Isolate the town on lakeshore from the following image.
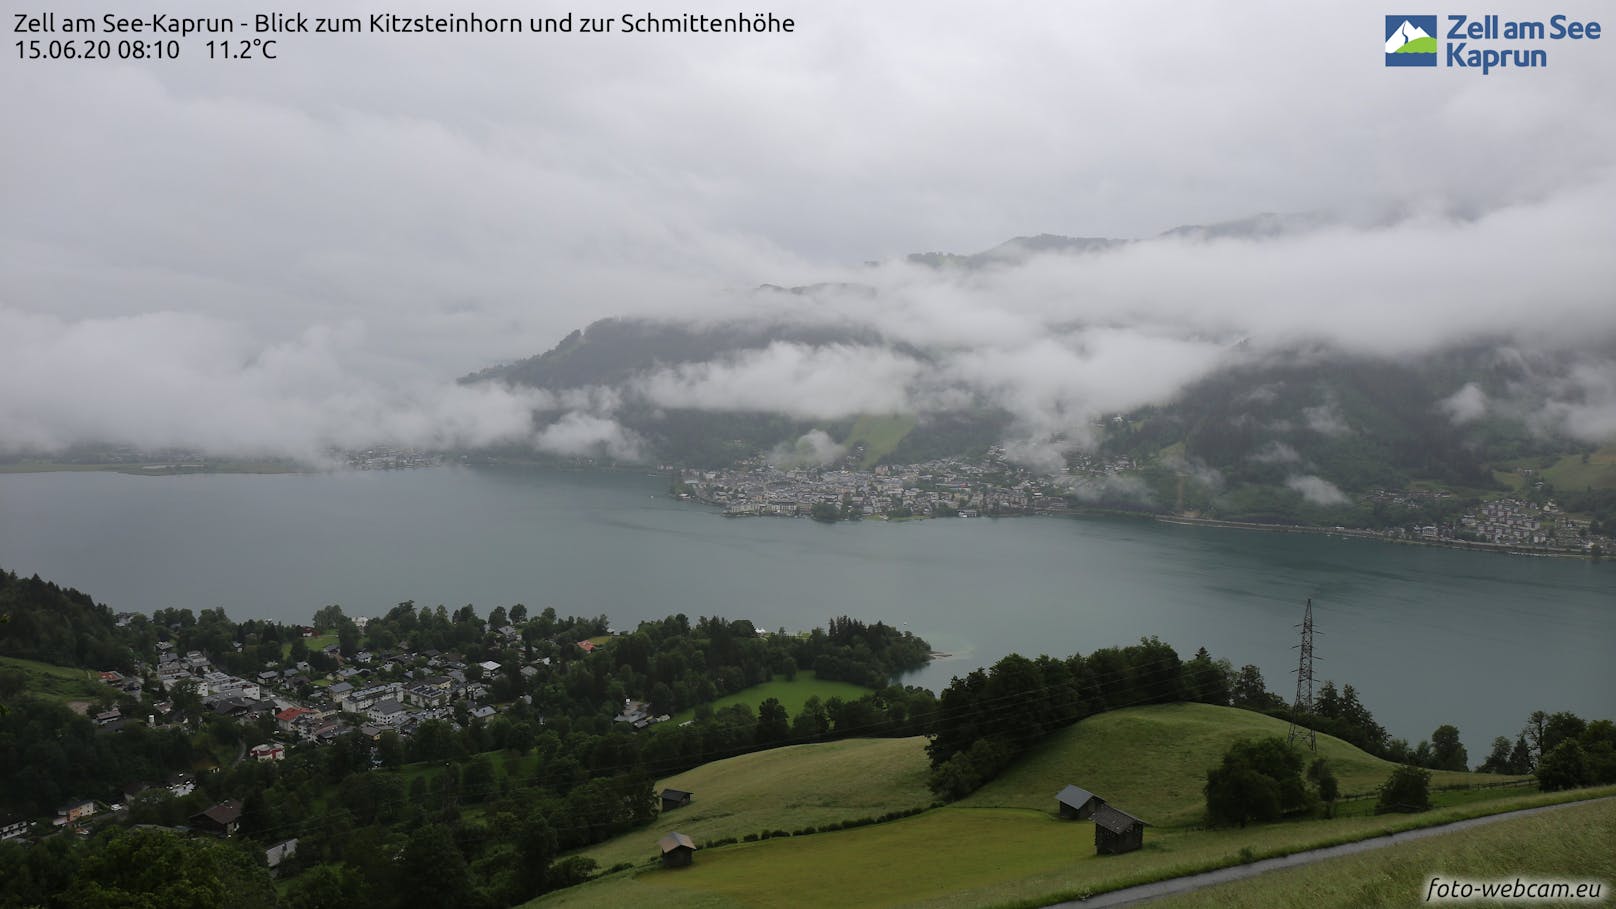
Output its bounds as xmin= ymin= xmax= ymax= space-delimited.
xmin=676 ymin=450 xmax=1614 ymax=557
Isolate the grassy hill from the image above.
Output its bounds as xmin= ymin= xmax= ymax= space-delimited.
xmin=0 ymin=655 xmax=108 ymax=706
xmin=574 ymin=735 xmax=932 ymax=870
xmin=531 ymin=704 xmax=1566 ymax=908
xmin=957 ymin=703 xmax=1493 ymax=827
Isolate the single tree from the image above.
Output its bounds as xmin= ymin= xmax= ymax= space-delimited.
xmin=1430 ymin=724 xmax=1468 ymax=772
xmin=1308 ymin=757 xmax=1340 ymax=816
xmin=1477 ymin=736 xmax=1514 ymax=774
xmin=755 ymin=697 xmax=790 ymax=746
xmin=1376 ymin=764 xmax=1432 ymax=813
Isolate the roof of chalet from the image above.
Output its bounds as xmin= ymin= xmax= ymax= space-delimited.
xmin=194 ymin=801 xmax=242 ymax=826
xmin=658 ymin=832 xmax=696 ymax=853
xmin=1056 ymin=784 xmax=1100 ymax=808
xmin=1090 ymin=804 xmax=1147 ymax=834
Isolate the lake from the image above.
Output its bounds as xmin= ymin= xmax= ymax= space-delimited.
xmin=1 ymin=465 xmax=1610 ymax=749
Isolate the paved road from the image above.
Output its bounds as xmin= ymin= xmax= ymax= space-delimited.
xmin=1048 ymin=796 xmax=1615 ymax=908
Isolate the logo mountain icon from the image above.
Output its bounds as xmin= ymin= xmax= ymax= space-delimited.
xmin=1385 ymin=19 xmax=1437 ymax=53
xmin=1385 ymin=15 xmax=1439 ymax=66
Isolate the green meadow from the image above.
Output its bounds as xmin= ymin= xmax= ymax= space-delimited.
xmin=667 ymin=671 xmax=873 ymax=725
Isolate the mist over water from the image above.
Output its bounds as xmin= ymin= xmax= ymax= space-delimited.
xmin=1 ymin=465 xmax=1610 ymax=748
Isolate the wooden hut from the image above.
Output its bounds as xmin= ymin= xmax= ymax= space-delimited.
xmin=661 ymin=788 xmax=694 ymax=811
xmin=658 ymin=831 xmax=697 ymax=868
xmin=1091 ymin=804 xmax=1146 ymax=855
xmin=1055 ymin=784 xmax=1103 ymax=820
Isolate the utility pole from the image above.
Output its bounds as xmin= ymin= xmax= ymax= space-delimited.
xmin=1287 ymin=598 xmax=1317 ymax=752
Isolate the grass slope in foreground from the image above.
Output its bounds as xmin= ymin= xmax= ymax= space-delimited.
xmin=957 ymin=703 xmax=1498 ymax=827
xmin=532 ymin=704 xmax=1559 ymax=909
xmin=534 ymin=789 xmax=1614 ymax=909
xmin=1150 ymin=796 xmax=1616 ymax=909
xmin=575 ymin=735 xmax=932 ymax=870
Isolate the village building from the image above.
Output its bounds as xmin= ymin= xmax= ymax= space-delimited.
xmin=190 ymin=800 xmax=242 ymax=837
xmin=54 ymin=799 xmax=96 ymax=826
xmin=265 ymin=838 xmax=299 ymax=871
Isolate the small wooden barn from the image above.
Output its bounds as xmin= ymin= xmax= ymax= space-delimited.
xmin=658 ymin=831 xmax=697 ymax=868
xmin=661 ymin=788 xmax=694 ymax=811
xmin=1055 ymin=784 xmax=1104 ymax=820
xmin=1091 ymin=804 xmax=1147 ymax=855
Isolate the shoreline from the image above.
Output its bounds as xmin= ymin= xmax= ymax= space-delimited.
xmin=1150 ymin=513 xmax=1598 ymax=560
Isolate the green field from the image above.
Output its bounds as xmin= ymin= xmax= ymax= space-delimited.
xmin=957 ymin=703 xmax=1507 ymax=827
xmin=1150 ymin=797 xmax=1616 ymax=909
xmin=668 ymin=671 xmax=873 ymax=725
xmin=1540 ymin=444 xmax=1616 ymax=492
xmin=577 ymin=735 xmax=932 ymax=869
xmin=532 ymin=704 xmax=1572 ymax=909
xmin=842 ymin=414 xmax=918 ymax=468
xmin=1495 ymin=444 xmax=1616 ymax=494
xmin=283 ymin=633 xmax=337 ymax=659
xmin=0 ymin=655 xmax=108 ymax=705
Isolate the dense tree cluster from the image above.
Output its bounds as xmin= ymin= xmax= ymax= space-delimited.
xmin=803 ymin=617 xmax=933 ymax=688
xmin=1472 ymin=709 xmax=1616 ymax=790
xmin=0 ymin=569 xmax=134 ymax=671
xmin=0 ymin=827 xmax=278 ymax=909
xmin=0 ymin=700 xmax=199 ymax=819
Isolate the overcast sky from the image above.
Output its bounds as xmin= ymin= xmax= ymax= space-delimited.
xmin=3 ymin=0 xmax=1614 ymax=458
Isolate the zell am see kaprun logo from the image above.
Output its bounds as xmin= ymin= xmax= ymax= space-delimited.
xmin=1386 ymin=13 xmax=1602 ymax=73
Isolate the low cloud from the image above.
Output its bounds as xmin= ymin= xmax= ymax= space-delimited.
xmin=532 ymin=412 xmax=645 ymax=461
xmin=0 ymin=307 xmax=547 ymax=460
xmin=1531 ymin=362 xmax=1616 ymax=443
xmin=1438 ymin=382 xmax=1489 ymax=425
xmin=768 ymin=429 xmax=847 ymax=467
xmin=1302 ymin=399 xmax=1351 ymax=437
xmin=634 ymin=343 xmax=923 ymax=419
xmin=1286 ymin=474 xmax=1350 ymax=506
xmin=1250 ymin=441 xmax=1303 ymax=465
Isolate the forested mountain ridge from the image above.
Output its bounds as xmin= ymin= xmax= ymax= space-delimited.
xmin=464 ymin=314 xmax=1606 ymax=499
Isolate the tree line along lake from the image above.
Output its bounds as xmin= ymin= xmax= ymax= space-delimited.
xmin=0 ymin=463 xmax=1610 ymax=749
